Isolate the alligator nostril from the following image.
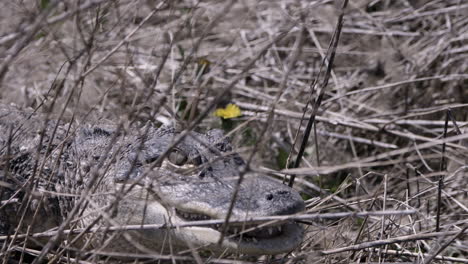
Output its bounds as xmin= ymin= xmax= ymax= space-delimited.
xmin=266 ymin=193 xmax=274 ymax=200
xmin=198 ymin=170 xmax=206 ymax=179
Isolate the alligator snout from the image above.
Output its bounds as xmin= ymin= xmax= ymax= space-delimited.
xmin=263 ymin=187 xmax=305 ymax=216
xmin=231 ymin=175 xmax=304 ymax=218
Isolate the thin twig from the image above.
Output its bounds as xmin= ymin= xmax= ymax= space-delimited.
xmin=321 ymin=230 xmax=463 ymax=255
xmin=289 ymin=0 xmax=349 ymax=187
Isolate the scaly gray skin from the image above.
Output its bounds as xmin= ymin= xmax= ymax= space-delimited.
xmin=0 ymin=105 xmax=304 ymax=256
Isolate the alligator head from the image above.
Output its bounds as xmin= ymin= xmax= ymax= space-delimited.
xmin=0 ymin=105 xmax=305 ymax=256
xmin=79 ymin=126 xmax=305 ymax=255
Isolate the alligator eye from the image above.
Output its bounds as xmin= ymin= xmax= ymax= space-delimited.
xmin=168 ymin=149 xmax=188 ymax=166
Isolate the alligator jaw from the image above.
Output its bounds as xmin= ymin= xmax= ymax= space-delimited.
xmin=111 ymin=183 xmax=303 ymax=255
xmin=169 ymin=208 xmax=304 ymax=255
xmin=113 ymin=201 xmax=303 ymax=255
xmin=175 ymin=208 xmax=288 ymax=239
xmin=173 ymin=221 xmax=303 ymax=255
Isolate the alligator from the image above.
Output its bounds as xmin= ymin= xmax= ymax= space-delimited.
xmin=0 ymin=104 xmax=305 ymax=258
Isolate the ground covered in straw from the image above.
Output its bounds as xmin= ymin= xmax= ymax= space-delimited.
xmin=0 ymin=0 xmax=467 ymax=263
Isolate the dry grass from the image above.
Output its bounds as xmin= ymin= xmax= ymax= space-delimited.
xmin=1 ymin=0 xmax=467 ymax=263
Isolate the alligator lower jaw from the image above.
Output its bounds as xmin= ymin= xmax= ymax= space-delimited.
xmin=174 ymin=209 xmax=303 ymax=254
xmin=174 ymin=221 xmax=303 ymax=255
xmin=175 ymin=208 xmax=284 ymax=239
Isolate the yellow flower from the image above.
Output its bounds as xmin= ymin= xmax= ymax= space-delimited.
xmin=214 ymin=104 xmax=242 ymax=119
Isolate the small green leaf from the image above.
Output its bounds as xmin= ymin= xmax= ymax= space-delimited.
xmin=177 ymin=45 xmax=185 ymax=60
xmin=39 ymin=0 xmax=50 ymax=10
xmin=300 ymin=193 xmax=312 ymax=200
xmin=34 ymin=31 xmax=47 ymax=40
xmin=240 ymin=128 xmax=257 ymax=146
xmin=276 ymin=148 xmax=289 ymax=169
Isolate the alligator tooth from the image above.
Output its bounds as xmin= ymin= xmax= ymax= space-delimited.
xmin=277 ymin=226 xmax=282 ymax=232
xmin=233 ymin=228 xmax=238 ymax=234
xmin=252 ymin=237 xmax=258 ymax=243
xmin=268 ymin=227 xmax=273 ymax=235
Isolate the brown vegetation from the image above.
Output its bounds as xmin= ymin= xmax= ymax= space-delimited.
xmin=1 ymin=0 xmax=467 ymax=263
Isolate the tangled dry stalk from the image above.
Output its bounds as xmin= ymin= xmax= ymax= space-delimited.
xmin=1 ymin=0 xmax=467 ymax=263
